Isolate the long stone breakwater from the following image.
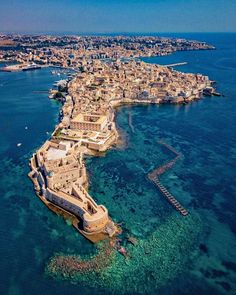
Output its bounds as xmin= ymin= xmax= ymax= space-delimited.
xmin=148 ymin=141 xmax=189 ymax=216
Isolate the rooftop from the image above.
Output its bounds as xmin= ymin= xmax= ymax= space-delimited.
xmin=71 ymin=113 xmax=107 ymax=125
xmin=46 ymin=147 xmax=67 ymax=160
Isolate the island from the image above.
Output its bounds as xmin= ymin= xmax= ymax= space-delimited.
xmin=23 ymin=38 xmax=217 ymax=243
xmin=0 ymin=33 xmax=217 ymax=243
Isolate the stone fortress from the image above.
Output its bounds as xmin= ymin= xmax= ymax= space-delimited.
xmin=29 ymin=130 xmax=117 ymax=242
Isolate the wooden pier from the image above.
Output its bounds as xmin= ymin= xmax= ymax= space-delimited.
xmin=151 ymin=177 xmax=188 ymax=216
xmin=148 ymin=141 xmax=189 ymax=216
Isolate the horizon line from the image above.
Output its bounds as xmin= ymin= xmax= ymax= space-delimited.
xmin=1 ymin=31 xmax=236 ymax=36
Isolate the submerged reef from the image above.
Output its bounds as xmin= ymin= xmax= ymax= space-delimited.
xmin=46 ymin=240 xmax=115 ymax=276
xmin=46 ymin=212 xmax=202 ymax=294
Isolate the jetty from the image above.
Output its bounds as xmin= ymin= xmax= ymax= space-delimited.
xmin=161 ymin=62 xmax=188 ymax=68
xmin=148 ymin=141 xmax=189 ymax=216
xmin=1 ymin=63 xmax=42 ymax=72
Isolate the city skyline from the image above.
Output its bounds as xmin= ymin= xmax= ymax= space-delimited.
xmin=0 ymin=0 xmax=236 ymax=34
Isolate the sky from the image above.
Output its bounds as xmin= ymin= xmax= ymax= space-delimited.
xmin=0 ymin=0 xmax=235 ymax=34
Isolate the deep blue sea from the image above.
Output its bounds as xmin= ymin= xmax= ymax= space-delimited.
xmin=0 ymin=33 xmax=236 ymax=295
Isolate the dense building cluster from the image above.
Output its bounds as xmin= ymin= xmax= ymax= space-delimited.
xmin=0 ymin=34 xmax=215 ymax=67
xmin=52 ymin=58 xmax=213 ymax=154
xmin=15 ymin=33 xmax=215 ymax=242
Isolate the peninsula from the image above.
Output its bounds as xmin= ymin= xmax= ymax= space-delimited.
xmin=2 ymin=34 xmax=215 ymax=242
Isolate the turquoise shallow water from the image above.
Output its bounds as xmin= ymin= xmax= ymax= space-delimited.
xmin=0 ymin=33 xmax=236 ymax=295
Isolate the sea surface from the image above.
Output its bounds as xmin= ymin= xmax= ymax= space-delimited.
xmin=0 ymin=33 xmax=236 ymax=295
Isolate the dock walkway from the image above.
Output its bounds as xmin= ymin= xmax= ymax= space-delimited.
xmin=162 ymin=62 xmax=188 ymax=68
xmin=151 ymin=177 xmax=188 ymax=216
xmin=148 ymin=141 xmax=189 ymax=216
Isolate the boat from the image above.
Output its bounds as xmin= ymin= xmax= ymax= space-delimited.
xmin=22 ymin=64 xmax=41 ymax=71
xmin=212 ymin=91 xmax=221 ymax=97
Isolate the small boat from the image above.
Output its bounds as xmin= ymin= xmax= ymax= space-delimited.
xmin=17 ymin=143 xmax=22 ymax=147
xmin=212 ymin=92 xmax=221 ymax=97
xmin=25 ymin=126 xmax=28 ymax=130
